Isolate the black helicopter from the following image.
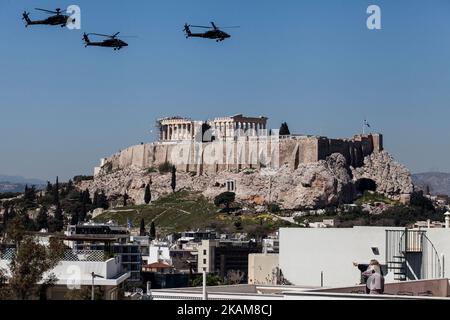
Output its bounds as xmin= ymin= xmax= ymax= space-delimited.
xmin=22 ymin=8 xmax=74 ymax=28
xmin=83 ymin=32 xmax=129 ymax=50
xmin=184 ymin=22 xmax=239 ymax=42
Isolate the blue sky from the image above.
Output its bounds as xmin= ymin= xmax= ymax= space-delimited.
xmin=0 ymin=0 xmax=450 ymax=181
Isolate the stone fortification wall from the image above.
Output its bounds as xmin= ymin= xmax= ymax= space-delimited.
xmin=96 ymin=134 xmax=383 ymax=176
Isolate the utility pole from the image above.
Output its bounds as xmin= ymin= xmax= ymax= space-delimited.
xmin=321 ymin=271 xmax=324 ymax=287
xmin=202 ymin=270 xmax=208 ymax=301
xmin=144 ymin=281 xmax=153 ymax=300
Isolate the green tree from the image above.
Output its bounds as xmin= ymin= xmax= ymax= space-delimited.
xmin=149 ymin=221 xmax=156 ymax=239
xmin=23 ymin=185 xmax=37 ymax=209
xmin=226 ymin=270 xmax=245 ymax=285
xmin=65 ymin=286 xmax=104 ymax=300
xmin=5 ymin=215 xmax=26 ymax=246
xmin=93 ymin=190 xmax=99 ymax=208
xmin=36 ymin=206 xmax=49 ymax=231
xmin=214 ymin=192 xmax=236 ymax=212
xmin=79 ymin=202 xmax=87 ymax=223
xmin=144 ymin=185 xmax=151 ymax=204
xmin=233 ymin=220 xmax=243 ymax=231
xmin=97 ymin=191 xmax=109 ymax=210
xmin=70 ymin=212 xmax=79 ymax=225
xmin=53 ymin=176 xmax=60 ymax=205
xmin=15 ymin=209 xmax=36 ymax=232
xmin=51 ymin=202 xmax=64 ymax=232
xmin=190 ymin=273 xmax=224 ymax=287
xmin=46 ymin=181 xmax=53 ymax=194
xmin=4 ymin=217 xmax=65 ymax=300
xmin=268 ymin=203 xmax=281 ymax=213
xmin=158 ymin=161 xmax=172 ymax=173
xmin=82 ymin=189 xmax=92 ymax=206
xmin=171 ymin=166 xmax=177 ymax=193
xmin=0 ymin=267 xmax=10 ymax=299
xmin=2 ymin=206 xmax=11 ymax=229
xmin=60 ymin=179 xmax=74 ymax=199
xmin=139 ymin=218 xmax=146 ymax=236
xmin=279 ymin=122 xmax=291 ymax=135
xmin=410 ymin=191 xmax=435 ymax=212
xmin=123 ymin=193 xmax=129 ymax=207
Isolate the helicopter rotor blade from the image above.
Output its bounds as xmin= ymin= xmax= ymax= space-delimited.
xmin=88 ymin=33 xmax=114 ymax=38
xmin=221 ymin=26 xmax=240 ymax=29
xmin=112 ymin=32 xmax=120 ymax=38
xmin=190 ymin=25 xmax=212 ymax=29
xmin=35 ymin=8 xmax=58 ymax=14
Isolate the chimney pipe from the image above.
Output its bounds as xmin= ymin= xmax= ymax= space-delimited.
xmin=445 ymin=212 xmax=450 ymax=229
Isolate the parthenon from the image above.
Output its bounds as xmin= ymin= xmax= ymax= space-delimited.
xmin=157 ymin=114 xmax=268 ymax=142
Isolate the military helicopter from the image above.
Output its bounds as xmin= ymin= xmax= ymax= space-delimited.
xmin=22 ymin=8 xmax=75 ymax=28
xmin=83 ymin=32 xmax=129 ymax=50
xmin=184 ymin=22 xmax=239 ymax=42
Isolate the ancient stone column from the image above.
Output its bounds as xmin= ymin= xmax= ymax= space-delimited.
xmin=223 ymin=122 xmax=227 ymax=139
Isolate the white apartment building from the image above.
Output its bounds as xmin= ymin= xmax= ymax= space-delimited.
xmin=0 ymin=249 xmax=130 ymax=300
xmin=279 ymin=226 xmax=450 ymax=288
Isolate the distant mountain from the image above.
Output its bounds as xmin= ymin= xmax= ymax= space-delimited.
xmin=0 ymin=175 xmax=46 ymax=194
xmin=412 ymin=172 xmax=450 ymax=196
xmin=0 ymin=174 xmax=46 ymax=185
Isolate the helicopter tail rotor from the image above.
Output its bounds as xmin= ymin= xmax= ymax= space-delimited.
xmin=82 ymin=33 xmax=91 ymax=46
xmin=22 ymin=11 xmax=31 ymax=26
xmin=183 ymin=23 xmax=192 ymax=37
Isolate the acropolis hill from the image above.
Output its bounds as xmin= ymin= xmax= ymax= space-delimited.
xmin=85 ymin=115 xmax=413 ymax=210
xmin=95 ymin=114 xmax=383 ymax=175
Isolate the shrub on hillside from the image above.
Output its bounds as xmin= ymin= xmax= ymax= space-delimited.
xmin=214 ymin=192 xmax=236 ymax=212
xmin=267 ymin=203 xmax=281 ymax=213
xmin=158 ymin=162 xmax=173 ymax=174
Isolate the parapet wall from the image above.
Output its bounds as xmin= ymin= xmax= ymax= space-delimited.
xmin=95 ymin=134 xmax=383 ymax=175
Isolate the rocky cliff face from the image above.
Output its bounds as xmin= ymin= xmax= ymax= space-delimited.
xmin=352 ymin=151 xmax=413 ymax=201
xmin=79 ymin=151 xmax=413 ymax=210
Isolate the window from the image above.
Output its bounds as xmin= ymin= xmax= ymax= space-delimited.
xmin=203 ymin=249 xmax=207 ymax=255
xmin=203 ymin=259 xmax=207 ymax=265
xmin=226 ymin=180 xmax=236 ymax=192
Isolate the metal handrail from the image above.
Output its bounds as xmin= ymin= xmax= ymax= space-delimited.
xmin=421 ymin=233 xmax=442 ymax=279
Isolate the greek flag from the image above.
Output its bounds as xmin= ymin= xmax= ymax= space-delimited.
xmin=364 ymin=120 xmax=371 ymax=128
xmin=127 ymin=218 xmax=133 ymax=229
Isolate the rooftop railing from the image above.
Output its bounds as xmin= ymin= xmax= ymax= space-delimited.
xmin=1 ymin=248 xmax=111 ymax=262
